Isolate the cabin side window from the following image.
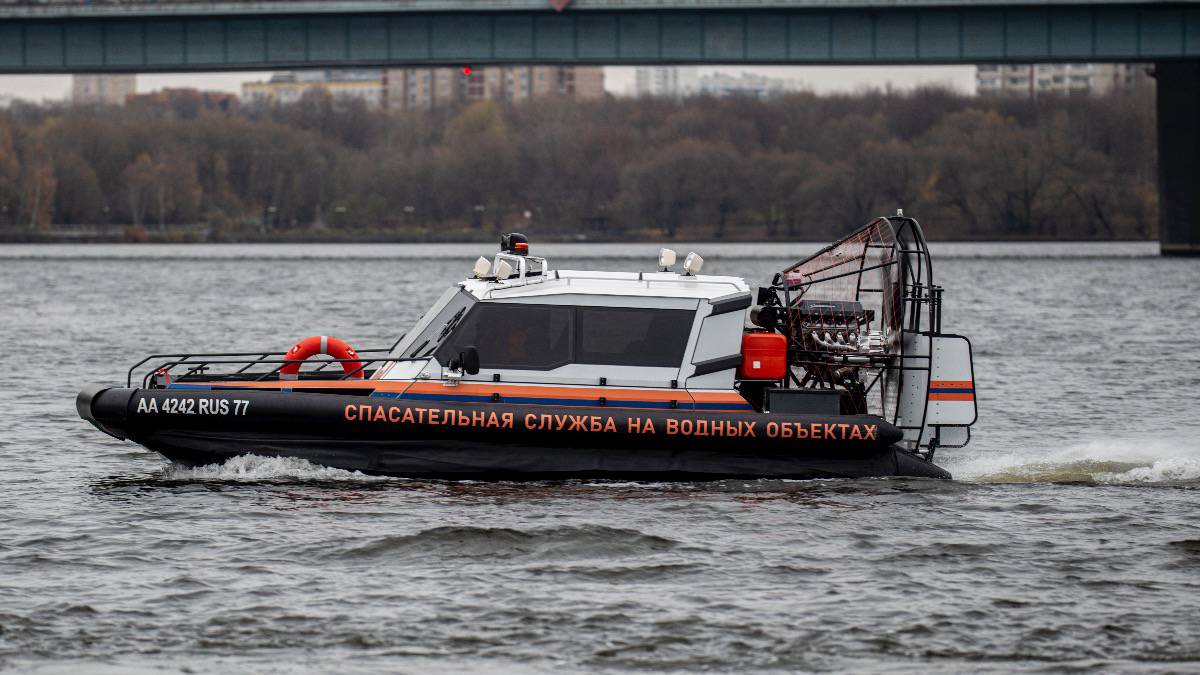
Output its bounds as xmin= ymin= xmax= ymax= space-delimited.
xmin=437 ymin=302 xmax=694 ymax=371
xmin=575 ymin=307 xmax=693 ymax=367
xmin=436 ymin=303 xmax=572 ymax=370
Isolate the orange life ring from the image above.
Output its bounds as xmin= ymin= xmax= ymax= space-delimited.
xmin=280 ymin=335 xmax=363 ymax=380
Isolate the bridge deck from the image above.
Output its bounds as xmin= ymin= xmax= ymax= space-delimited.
xmin=0 ymin=0 xmax=1185 ymax=18
xmin=1 ymin=3 xmax=1198 ymax=72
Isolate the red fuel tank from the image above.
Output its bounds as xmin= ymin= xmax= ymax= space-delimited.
xmin=737 ymin=332 xmax=788 ymax=380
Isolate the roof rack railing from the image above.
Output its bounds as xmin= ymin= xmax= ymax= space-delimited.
xmin=126 ymin=336 xmax=410 ymax=388
xmin=134 ymin=356 xmax=429 ymax=388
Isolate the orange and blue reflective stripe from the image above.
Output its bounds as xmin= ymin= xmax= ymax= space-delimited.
xmin=388 ymin=382 xmax=752 ymax=411
xmin=928 ymin=380 xmax=974 ymax=402
xmin=378 ymin=391 xmax=695 ymax=410
xmin=166 ymin=380 xmax=754 ymax=412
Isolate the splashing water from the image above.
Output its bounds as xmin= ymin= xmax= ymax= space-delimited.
xmin=161 ymin=454 xmax=392 ymax=482
xmin=159 ymin=436 xmax=1200 ymax=487
xmin=946 ymin=435 xmax=1200 ymax=484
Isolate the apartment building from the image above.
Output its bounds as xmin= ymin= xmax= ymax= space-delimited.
xmin=976 ymin=63 xmax=1151 ymax=97
xmin=71 ymin=75 xmax=136 ymax=105
xmin=241 ymin=70 xmax=384 ymax=107
xmin=382 ymin=65 xmax=604 ymax=110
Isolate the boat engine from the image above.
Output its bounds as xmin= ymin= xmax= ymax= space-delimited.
xmin=792 ymin=300 xmax=883 ymax=357
xmin=743 ymin=214 xmax=977 ymax=459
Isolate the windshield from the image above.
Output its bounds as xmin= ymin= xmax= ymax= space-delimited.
xmin=394 ymin=288 xmax=477 ymax=360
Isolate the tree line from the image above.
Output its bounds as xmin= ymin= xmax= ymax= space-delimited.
xmin=0 ymin=83 xmax=1157 ymax=241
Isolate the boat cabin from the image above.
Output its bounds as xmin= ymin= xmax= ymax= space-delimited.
xmin=377 ymin=243 xmax=755 ymax=412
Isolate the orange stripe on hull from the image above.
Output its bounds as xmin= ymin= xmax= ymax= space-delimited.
xmin=403 ymin=381 xmax=673 ymax=401
xmin=404 ymin=381 xmax=750 ymax=407
xmin=181 ymin=379 xmax=751 ymax=407
xmin=930 ymin=380 xmax=974 ymax=389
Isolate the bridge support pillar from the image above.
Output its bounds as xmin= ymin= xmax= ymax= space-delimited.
xmin=1157 ymin=62 xmax=1200 ymax=256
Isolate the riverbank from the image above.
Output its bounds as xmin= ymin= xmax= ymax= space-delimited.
xmin=0 ymin=225 xmax=1160 ymax=245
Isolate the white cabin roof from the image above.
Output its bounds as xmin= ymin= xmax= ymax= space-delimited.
xmin=459 ymin=269 xmax=751 ymax=303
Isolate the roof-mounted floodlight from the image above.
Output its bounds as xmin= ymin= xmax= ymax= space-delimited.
xmin=658 ymin=248 xmax=676 ymax=271
xmin=494 ymin=260 xmax=514 ymax=280
xmin=683 ymin=251 xmax=704 ymax=276
xmin=473 ymin=256 xmax=492 ymax=278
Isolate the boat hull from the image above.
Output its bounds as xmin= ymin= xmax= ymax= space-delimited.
xmin=77 ymin=385 xmax=951 ymax=480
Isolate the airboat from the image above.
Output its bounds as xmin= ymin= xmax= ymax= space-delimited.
xmin=78 ymin=217 xmax=976 ymax=480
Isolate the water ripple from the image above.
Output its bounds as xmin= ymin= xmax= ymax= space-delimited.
xmin=2 ymin=247 xmax=1200 ymax=671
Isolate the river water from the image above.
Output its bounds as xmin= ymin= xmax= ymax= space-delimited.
xmin=1 ymin=241 xmax=1198 ymax=673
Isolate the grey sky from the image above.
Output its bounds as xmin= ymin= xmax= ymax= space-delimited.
xmin=0 ymin=65 xmax=975 ymax=102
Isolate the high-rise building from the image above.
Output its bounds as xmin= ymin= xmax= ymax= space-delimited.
xmin=241 ymin=66 xmax=603 ymax=112
xmin=241 ymin=69 xmax=384 ymax=107
xmin=383 ymin=68 xmax=460 ymax=110
xmin=633 ymin=68 xmax=798 ymax=99
xmin=975 ymin=63 xmax=1151 ymax=97
xmin=634 ymin=66 xmax=699 ymax=98
xmin=561 ymin=66 xmax=605 ymax=100
xmin=382 ymin=66 xmax=604 ymax=111
xmin=71 ymin=75 xmax=136 ymax=105
xmin=697 ymin=72 xmax=794 ymax=99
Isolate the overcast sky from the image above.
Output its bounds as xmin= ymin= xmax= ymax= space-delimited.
xmin=0 ymin=65 xmax=975 ymax=102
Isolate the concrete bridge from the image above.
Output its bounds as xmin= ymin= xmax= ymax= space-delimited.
xmin=1 ymin=0 xmax=1198 ymax=253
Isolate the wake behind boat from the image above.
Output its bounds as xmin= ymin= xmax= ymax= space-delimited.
xmin=78 ymin=216 xmax=976 ymax=480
